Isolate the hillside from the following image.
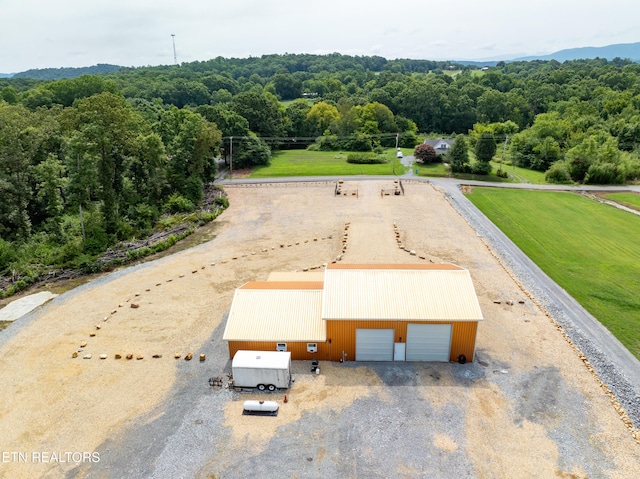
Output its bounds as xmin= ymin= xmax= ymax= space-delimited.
xmin=514 ymin=41 xmax=640 ymax=62
xmin=9 ymin=63 xmax=122 ymax=80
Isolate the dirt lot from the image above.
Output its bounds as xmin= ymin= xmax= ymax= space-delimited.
xmin=0 ymin=179 xmax=638 ymax=478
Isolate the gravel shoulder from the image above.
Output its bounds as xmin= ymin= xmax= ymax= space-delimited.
xmin=0 ymin=179 xmax=638 ymax=479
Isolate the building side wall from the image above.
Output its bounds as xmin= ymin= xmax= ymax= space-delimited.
xmin=227 ymin=341 xmax=330 ymax=361
xmin=326 ymin=320 xmax=479 ymax=362
xmin=450 ymin=322 xmax=478 ymax=362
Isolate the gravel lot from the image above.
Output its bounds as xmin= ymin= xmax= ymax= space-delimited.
xmin=0 ymin=179 xmax=639 ymax=479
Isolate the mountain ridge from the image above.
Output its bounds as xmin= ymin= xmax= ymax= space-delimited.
xmin=1 ymin=42 xmax=639 ymax=79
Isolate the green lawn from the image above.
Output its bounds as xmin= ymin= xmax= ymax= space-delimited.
xmin=466 ymin=188 xmax=640 ymax=359
xmin=491 ymin=161 xmax=548 ymax=184
xmin=249 ymin=149 xmax=407 ymax=178
xmin=414 ymin=162 xmax=449 ymax=177
xmin=603 ymin=192 xmax=640 ymax=209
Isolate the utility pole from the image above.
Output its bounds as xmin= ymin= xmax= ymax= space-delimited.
xmin=393 ymin=133 xmax=399 ymax=175
xmin=171 ymin=34 xmax=177 ymax=65
xmin=229 ymin=136 xmax=233 ymax=178
xmin=500 ymin=135 xmax=509 ymax=175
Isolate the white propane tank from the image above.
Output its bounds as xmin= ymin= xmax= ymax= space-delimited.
xmin=243 ymin=400 xmax=279 ymax=413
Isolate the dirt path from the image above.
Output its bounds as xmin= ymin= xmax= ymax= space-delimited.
xmin=0 ymin=180 xmax=638 ymax=478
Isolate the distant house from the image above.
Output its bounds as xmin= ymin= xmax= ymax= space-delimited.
xmin=423 ymin=138 xmax=454 ymax=155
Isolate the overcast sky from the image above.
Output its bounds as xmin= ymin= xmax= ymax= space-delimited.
xmin=1 ymin=0 xmax=638 ymax=73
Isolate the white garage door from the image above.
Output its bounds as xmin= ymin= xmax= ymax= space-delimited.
xmin=356 ymin=329 xmax=394 ymax=361
xmin=406 ymin=324 xmax=452 ymax=362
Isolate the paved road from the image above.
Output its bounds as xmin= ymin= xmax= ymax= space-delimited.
xmin=217 ymin=174 xmax=640 ymax=426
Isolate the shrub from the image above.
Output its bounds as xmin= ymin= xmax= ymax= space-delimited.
xmin=164 ymin=194 xmax=195 ymax=214
xmin=346 ymin=153 xmax=388 ymax=164
xmin=414 ymin=143 xmax=438 ymax=163
xmin=545 ymin=161 xmax=573 ymax=184
xmin=471 ymin=161 xmax=493 ymax=175
xmin=214 ymin=196 xmax=229 ymax=208
xmin=0 ymin=239 xmax=17 ymax=273
xmin=585 ymin=162 xmax=626 ymax=185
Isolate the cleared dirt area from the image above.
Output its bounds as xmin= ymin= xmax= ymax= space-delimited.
xmin=0 ymin=179 xmax=638 ymax=478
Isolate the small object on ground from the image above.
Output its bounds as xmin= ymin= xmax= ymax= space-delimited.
xmin=126 ymin=354 xmax=133 ymax=360
xmin=242 ymin=400 xmax=279 ymax=416
xmin=136 ymin=355 xmax=143 ymax=360
xmin=103 ymin=316 xmax=108 ymax=322
xmin=83 ymin=354 xmax=92 ymax=359
xmin=209 ymin=376 xmax=223 ymax=387
xmin=89 ymin=333 xmax=96 ymax=337
xmin=130 ymin=303 xmax=139 ymax=309
xmin=283 ymin=395 xmax=288 ymax=403
xmin=80 ymin=341 xmax=87 ymax=348
xmin=185 ymin=353 xmax=193 ymax=361
xmin=95 ymin=325 xmax=101 ymax=330
xmin=199 ymin=354 xmax=206 ymax=362
xmin=72 ymin=352 xmax=78 ymax=358
xmin=152 ymin=354 xmax=162 ymax=358
xmin=99 ymin=354 xmax=107 ymax=360
xmin=174 ymin=353 xmax=181 ymax=359
xmin=115 ymin=354 xmax=122 ymax=359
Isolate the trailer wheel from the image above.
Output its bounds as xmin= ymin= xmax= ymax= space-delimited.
xmin=257 ymin=384 xmax=266 ymax=391
xmin=267 ymin=384 xmax=276 ymax=392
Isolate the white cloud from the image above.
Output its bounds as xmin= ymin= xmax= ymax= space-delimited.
xmin=0 ymin=0 xmax=638 ymax=72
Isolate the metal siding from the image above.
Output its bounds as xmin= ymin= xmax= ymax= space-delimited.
xmin=326 ymin=320 xmax=401 ymax=362
xmin=406 ymin=324 xmax=452 ymax=361
xmin=323 ymin=268 xmax=484 ymax=321
xmin=450 ymin=322 xmax=478 ymax=362
xmin=227 ymin=341 xmax=330 ymax=360
xmin=356 ymin=329 xmax=395 ymax=361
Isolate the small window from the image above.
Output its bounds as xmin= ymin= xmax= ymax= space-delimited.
xmin=276 ymin=343 xmax=287 ymax=352
xmin=307 ymin=343 xmax=318 ymax=353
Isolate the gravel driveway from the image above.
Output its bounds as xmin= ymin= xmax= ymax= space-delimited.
xmin=1 ymin=178 xmax=639 ymax=479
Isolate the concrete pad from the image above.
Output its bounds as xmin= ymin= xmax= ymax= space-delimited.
xmin=0 ymin=291 xmax=58 ymax=322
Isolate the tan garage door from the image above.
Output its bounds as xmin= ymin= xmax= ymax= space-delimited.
xmin=406 ymin=324 xmax=451 ymax=362
xmin=356 ymin=329 xmax=394 ymax=361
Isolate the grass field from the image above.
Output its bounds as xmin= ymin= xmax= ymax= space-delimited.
xmin=491 ymin=161 xmax=548 ymax=184
xmin=249 ymin=149 xmax=407 ymax=177
xmin=466 ymin=188 xmax=640 ymax=359
xmin=603 ymin=192 xmax=640 ymax=209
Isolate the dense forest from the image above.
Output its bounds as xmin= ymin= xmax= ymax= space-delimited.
xmin=1 ymin=53 xmax=640 ymax=297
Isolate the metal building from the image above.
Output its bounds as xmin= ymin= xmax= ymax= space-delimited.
xmin=223 ymin=264 xmax=484 ymax=362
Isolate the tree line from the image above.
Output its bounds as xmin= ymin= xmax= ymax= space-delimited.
xmin=2 ymin=53 xmax=640 ymax=295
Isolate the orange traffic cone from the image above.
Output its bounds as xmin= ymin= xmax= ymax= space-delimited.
xmin=283 ymin=395 xmax=288 ymax=403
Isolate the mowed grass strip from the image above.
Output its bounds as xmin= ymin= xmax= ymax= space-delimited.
xmin=603 ymin=192 xmax=640 ymax=210
xmin=466 ymin=188 xmax=640 ymax=359
xmin=249 ymin=150 xmax=405 ymax=178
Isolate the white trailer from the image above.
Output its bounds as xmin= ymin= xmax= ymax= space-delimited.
xmin=231 ymin=350 xmax=292 ymax=391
